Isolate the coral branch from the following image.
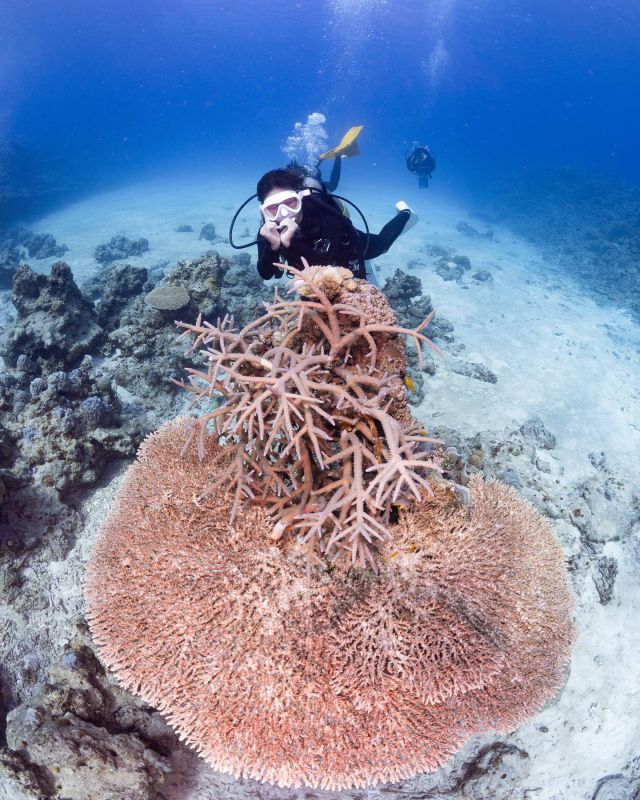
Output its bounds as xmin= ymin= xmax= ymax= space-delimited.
xmin=175 ymin=265 xmax=442 ymax=569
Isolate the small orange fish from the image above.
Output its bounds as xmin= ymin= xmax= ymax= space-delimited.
xmin=404 ymin=374 xmax=415 ymax=392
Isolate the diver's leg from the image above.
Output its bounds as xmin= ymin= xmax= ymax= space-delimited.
xmin=324 ymin=157 xmax=342 ymax=192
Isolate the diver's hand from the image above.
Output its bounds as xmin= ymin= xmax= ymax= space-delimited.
xmin=260 ymin=222 xmax=281 ymax=251
xmin=278 ymin=217 xmax=298 ymax=248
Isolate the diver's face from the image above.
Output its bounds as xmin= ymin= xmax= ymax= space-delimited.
xmin=261 ymin=186 xmax=303 ymax=225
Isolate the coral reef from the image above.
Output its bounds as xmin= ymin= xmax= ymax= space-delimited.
xmin=2 ymin=624 xmax=175 ymax=800
xmin=0 ymin=226 xmax=69 ymax=288
xmin=94 ymin=235 xmax=149 ymax=264
xmin=164 ymin=250 xmax=269 ymax=328
xmin=85 ymin=267 xmax=575 ymax=790
xmin=0 ymin=262 xmax=103 ymax=371
xmin=381 ymin=268 xmax=454 ymax=404
xmin=0 ymin=354 xmax=143 ymax=499
xmin=24 ymin=232 xmax=69 ymax=259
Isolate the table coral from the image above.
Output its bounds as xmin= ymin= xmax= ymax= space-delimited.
xmin=85 ymin=265 xmax=575 ymax=790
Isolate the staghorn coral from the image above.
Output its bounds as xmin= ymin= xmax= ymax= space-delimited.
xmin=84 ymin=421 xmax=575 ymax=790
xmin=175 ymin=264 xmax=442 ymax=569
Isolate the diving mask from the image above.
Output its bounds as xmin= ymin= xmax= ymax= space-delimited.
xmin=260 ymin=189 xmax=309 ymax=223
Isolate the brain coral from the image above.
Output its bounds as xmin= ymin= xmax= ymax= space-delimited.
xmin=85 ymin=420 xmax=574 ymax=790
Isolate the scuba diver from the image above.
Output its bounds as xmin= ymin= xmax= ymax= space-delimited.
xmin=406 ymin=142 xmax=436 ymax=188
xmin=256 ymin=165 xmax=417 ymax=282
xmin=229 ymin=126 xmax=418 ymax=283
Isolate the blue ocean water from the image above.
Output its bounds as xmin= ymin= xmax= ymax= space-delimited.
xmin=2 ymin=0 xmax=640 ymax=207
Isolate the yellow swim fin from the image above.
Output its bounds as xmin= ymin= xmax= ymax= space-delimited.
xmin=319 ymin=125 xmax=364 ymax=160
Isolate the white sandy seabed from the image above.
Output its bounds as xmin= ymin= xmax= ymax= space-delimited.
xmin=5 ymin=175 xmax=640 ymax=800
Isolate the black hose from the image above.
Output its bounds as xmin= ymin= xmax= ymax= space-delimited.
xmin=228 ymin=193 xmax=259 ymax=249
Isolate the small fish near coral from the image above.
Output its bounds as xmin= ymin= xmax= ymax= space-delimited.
xmin=85 ymin=264 xmax=575 ymax=791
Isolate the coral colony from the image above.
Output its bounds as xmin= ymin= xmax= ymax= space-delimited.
xmin=85 ymin=264 xmax=574 ymax=790
xmin=176 ymin=264 xmax=441 ymax=570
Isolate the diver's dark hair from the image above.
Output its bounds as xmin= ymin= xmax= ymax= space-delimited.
xmin=256 ymin=168 xmax=306 ymax=202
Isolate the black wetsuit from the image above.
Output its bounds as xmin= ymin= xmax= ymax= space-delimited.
xmin=256 ymin=194 xmax=409 ymax=281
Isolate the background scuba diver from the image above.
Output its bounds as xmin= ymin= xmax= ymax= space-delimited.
xmin=406 ymin=142 xmax=436 ymax=188
xmin=256 ymin=167 xmax=417 ymax=281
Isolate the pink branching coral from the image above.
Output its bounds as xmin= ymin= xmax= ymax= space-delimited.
xmin=84 ymin=265 xmax=575 ymax=790
xmin=176 ymin=265 xmax=441 ymax=569
xmin=85 ymin=421 xmax=575 ymax=790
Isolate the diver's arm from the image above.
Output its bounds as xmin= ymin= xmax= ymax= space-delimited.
xmin=324 ymin=157 xmax=342 ymax=193
xmin=256 ymin=237 xmax=284 ymax=280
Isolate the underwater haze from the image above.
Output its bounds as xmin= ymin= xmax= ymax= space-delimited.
xmin=2 ymin=0 xmax=640 ymax=198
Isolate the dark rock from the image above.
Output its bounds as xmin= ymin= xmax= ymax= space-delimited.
xmin=15 ymin=355 xmax=38 ymax=376
xmin=0 ymin=263 xmax=103 ymax=371
xmin=175 ymin=224 xmax=193 ymax=233
xmin=452 ymin=255 xmax=472 ymax=271
xmin=94 ymin=235 xmax=149 ymax=264
xmin=519 ymin=417 xmax=557 ymax=450
xmin=24 ymin=232 xmax=69 ymax=260
xmin=456 ymin=220 xmax=494 ymax=240
xmin=382 ymin=269 xmax=422 ymax=303
xmin=0 ymin=747 xmax=54 ymax=798
xmin=382 ymin=268 xmax=453 ymax=349
xmin=436 ymin=258 xmax=465 ymax=282
xmin=472 ymin=269 xmax=493 ymax=283
xmin=591 ymin=772 xmax=637 ymax=799
xmin=499 ymin=469 xmax=522 ymax=488
xmin=450 ymin=359 xmax=498 ymax=384
xmin=231 ymin=252 xmax=251 ymax=269
xmin=199 ymin=223 xmax=218 ymax=242
xmin=3 ymin=628 xmax=175 ymax=800
xmin=424 ymin=243 xmax=450 ymax=258
xmin=6 ymin=707 xmax=171 ymax=800
xmin=589 ymin=451 xmax=608 ymax=471
xmin=592 ymin=556 xmax=618 ymax=605
xmin=454 ymin=741 xmax=530 ymax=797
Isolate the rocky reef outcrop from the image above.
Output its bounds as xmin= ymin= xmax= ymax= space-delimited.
xmin=1 ymin=262 xmax=103 ymax=371
xmin=94 ymin=235 xmax=150 ymax=264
